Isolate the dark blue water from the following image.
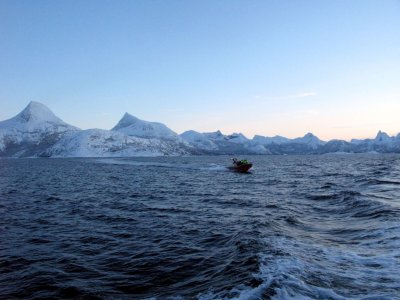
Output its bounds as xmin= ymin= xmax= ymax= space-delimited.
xmin=1 ymin=155 xmax=399 ymax=299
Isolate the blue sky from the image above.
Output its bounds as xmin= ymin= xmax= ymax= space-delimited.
xmin=1 ymin=0 xmax=399 ymax=140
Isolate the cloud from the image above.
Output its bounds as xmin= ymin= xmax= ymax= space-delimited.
xmin=253 ymin=92 xmax=317 ymax=101
xmin=295 ymin=92 xmax=317 ymax=98
xmin=271 ymin=92 xmax=317 ymax=100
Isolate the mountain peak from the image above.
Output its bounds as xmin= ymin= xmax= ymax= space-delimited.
xmin=227 ymin=132 xmax=249 ymax=144
xmin=15 ymin=101 xmax=63 ymax=124
xmin=112 ymin=112 xmax=180 ymax=141
xmin=292 ymin=132 xmax=325 ymax=148
xmin=202 ymin=130 xmax=227 ymax=141
xmin=27 ymin=101 xmax=45 ymax=107
xmin=227 ymin=132 xmax=248 ymax=140
xmin=374 ymin=130 xmax=391 ymax=143
xmin=122 ymin=112 xmax=137 ymax=120
xmin=303 ymin=132 xmax=316 ymax=138
xmin=375 ymin=130 xmax=389 ymax=138
xmin=112 ymin=112 xmax=140 ymax=130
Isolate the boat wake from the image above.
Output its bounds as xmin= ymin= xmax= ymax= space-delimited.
xmin=196 ymin=231 xmax=400 ymax=300
xmin=96 ymin=158 xmax=228 ymax=171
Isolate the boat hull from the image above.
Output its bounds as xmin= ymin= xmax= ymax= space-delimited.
xmin=228 ymin=163 xmax=253 ymax=173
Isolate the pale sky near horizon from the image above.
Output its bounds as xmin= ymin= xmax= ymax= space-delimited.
xmin=1 ymin=0 xmax=399 ymax=141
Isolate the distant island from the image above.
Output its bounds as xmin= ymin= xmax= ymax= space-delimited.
xmin=1 ymin=101 xmax=399 ymax=158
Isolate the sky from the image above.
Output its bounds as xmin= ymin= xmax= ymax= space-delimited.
xmin=0 ymin=0 xmax=399 ymax=141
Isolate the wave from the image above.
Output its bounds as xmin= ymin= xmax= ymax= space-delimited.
xmin=306 ymin=190 xmax=400 ymax=221
xmin=2 ymin=155 xmax=400 ymax=299
xmin=96 ymin=158 xmax=228 ymax=171
xmin=196 ymin=234 xmax=400 ymax=300
xmin=366 ymin=179 xmax=400 ymax=186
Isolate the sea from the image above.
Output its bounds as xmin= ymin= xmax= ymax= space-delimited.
xmin=0 ymin=154 xmax=399 ymax=300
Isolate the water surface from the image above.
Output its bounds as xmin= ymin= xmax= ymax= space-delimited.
xmin=1 ymin=155 xmax=399 ymax=299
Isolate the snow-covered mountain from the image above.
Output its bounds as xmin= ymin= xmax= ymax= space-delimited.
xmin=112 ymin=113 xmax=183 ymax=142
xmin=374 ymin=130 xmax=391 ymax=143
xmin=202 ymin=130 xmax=228 ymax=141
xmin=252 ymin=135 xmax=290 ymax=145
xmin=183 ymin=128 xmax=400 ymax=155
xmin=350 ymin=131 xmax=394 ymax=146
xmin=0 ymin=102 xmax=191 ymax=157
xmin=180 ymin=130 xmax=218 ymax=151
xmin=243 ymin=132 xmax=324 ymax=154
xmin=0 ymin=101 xmax=79 ymax=157
xmin=47 ymin=129 xmax=188 ymax=157
xmin=1 ymin=101 xmax=400 ymax=157
xmin=251 ymin=133 xmax=325 ymax=152
xmin=226 ymin=133 xmax=249 ymax=144
xmin=292 ymin=133 xmax=326 ymax=149
xmin=347 ymin=130 xmax=400 ymax=153
xmin=181 ymin=130 xmax=266 ymax=154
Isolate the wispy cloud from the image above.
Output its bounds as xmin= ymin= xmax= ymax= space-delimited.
xmin=254 ymin=92 xmax=317 ymax=101
xmin=294 ymin=92 xmax=317 ymax=98
xmin=271 ymin=92 xmax=317 ymax=100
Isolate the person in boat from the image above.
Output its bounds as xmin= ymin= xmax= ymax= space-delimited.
xmin=232 ymin=158 xmax=248 ymax=166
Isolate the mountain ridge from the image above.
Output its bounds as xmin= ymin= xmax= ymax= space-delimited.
xmin=112 ymin=112 xmax=184 ymax=143
xmin=1 ymin=102 xmax=400 ymax=157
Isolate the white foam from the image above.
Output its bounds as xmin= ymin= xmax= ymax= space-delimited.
xmin=197 ymin=231 xmax=400 ymax=300
xmin=259 ymin=236 xmax=399 ymax=299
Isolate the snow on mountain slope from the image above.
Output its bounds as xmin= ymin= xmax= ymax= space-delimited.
xmin=180 ymin=130 xmax=218 ymax=151
xmin=48 ymin=129 xmax=190 ymax=157
xmin=0 ymin=101 xmax=79 ymax=156
xmin=224 ymin=133 xmax=269 ymax=153
xmin=250 ymin=133 xmax=325 ymax=152
xmin=0 ymin=101 xmax=78 ymax=132
xmin=373 ymin=130 xmax=394 ymax=145
xmin=319 ymin=139 xmax=354 ymax=154
xmin=226 ymin=133 xmax=249 ymax=144
xmin=252 ymin=135 xmax=290 ymax=145
xmin=202 ymin=130 xmax=227 ymax=141
xmin=1 ymin=102 xmax=400 ymax=157
xmin=349 ymin=131 xmax=399 ymax=152
xmin=112 ymin=113 xmax=183 ymax=142
xmin=182 ymin=130 xmax=256 ymax=153
xmin=351 ymin=131 xmax=392 ymax=146
xmin=292 ymin=133 xmax=326 ymax=149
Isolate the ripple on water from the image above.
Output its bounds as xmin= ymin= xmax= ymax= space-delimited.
xmin=0 ymin=155 xmax=399 ymax=299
